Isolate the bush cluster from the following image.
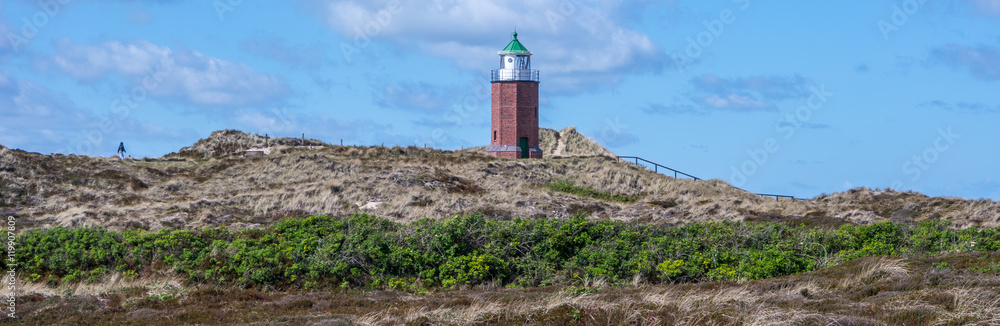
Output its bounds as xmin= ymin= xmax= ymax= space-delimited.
xmin=12 ymin=215 xmax=1000 ymax=290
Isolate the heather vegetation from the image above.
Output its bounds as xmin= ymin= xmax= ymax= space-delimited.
xmin=13 ymin=214 xmax=1000 ymax=292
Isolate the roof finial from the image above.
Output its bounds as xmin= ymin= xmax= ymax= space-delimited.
xmin=513 ymin=26 xmax=517 ymax=39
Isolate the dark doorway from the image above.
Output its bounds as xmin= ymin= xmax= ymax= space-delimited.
xmin=519 ymin=137 xmax=529 ymax=158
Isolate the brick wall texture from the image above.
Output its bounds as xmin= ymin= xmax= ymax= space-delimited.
xmin=489 ymin=81 xmax=541 ymax=158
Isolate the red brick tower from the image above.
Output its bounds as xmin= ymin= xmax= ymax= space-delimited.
xmin=487 ymin=32 xmax=542 ymax=159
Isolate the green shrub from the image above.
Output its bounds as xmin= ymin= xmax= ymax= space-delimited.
xmin=546 ymin=180 xmax=637 ymax=203
xmin=12 ymin=215 xmax=1000 ymax=290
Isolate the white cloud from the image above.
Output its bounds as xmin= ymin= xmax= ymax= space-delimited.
xmin=694 ymin=74 xmax=810 ymax=101
xmin=324 ymin=0 xmax=665 ymax=92
xmin=229 ymin=108 xmax=399 ymax=146
xmin=646 ymin=74 xmax=813 ymax=114
xmin=703 ymin=94 xmax=768 ymax=110
xmin=232 ymin=108 xmax=301 ymax=134
xmin=967 ymin=0 xmax=1000 ymax=16
xmin=127 ymin=9 xmax=153 ymax=24
xmin=240 ymin=33 xmax=325 ymax=69
xmin=0 ymin=21 xmax=12 ymax=61
xmin=0 ymin=71 xmax=189 ymax=155
xmin=42 ymin=39 xmax=289 ymax=107
xmin=0 ymin=23 xmax=9 ymax=49
xmin=0 ymin=72 xmax=87 ymax=123
xmin=375 ymin=81 xmax=455 ymax=114
xmin=931 ymin=43 xmax=1000 ymax=80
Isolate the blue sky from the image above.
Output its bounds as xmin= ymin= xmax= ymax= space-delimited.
xmin=1 ymin=0 xmax=998 ymax=200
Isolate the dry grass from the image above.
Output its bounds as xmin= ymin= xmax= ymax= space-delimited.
xmin=173 ymin=129 xmax=327 ymax=159
xmin=466 ymin=126 xmax=613 ymax=158
xmin=10 ymin=253 xmax=1000 ymax=325
xmin=2 ymin=129 xmax=999 ymax=232
xmin=839 ymin=257 xmax=910 ymax=289
xmin=538 ymin=127 xmax=559 ymax=155
xmin=552 ymin=126 xmax=616 ymax=158
xmin=8 ymin=131 xmax=1000 ymax=325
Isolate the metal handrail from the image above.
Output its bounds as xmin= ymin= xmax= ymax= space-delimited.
xmin=753 ymin=193 xmax=796 ymax=200
xmin=616 ymin=156 xmax=795 ymax=200
xmin=491 ymin=69 xmax=540 ymax=82
xmin=617 ymin=156 xmax=700 ymax=181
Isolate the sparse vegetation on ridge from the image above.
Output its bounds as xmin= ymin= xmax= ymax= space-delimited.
xmin=546 ymin=179 xmax=639 ymax=203
xmin=536 ymin=126 xmax=617 ymax=158
xmin=173 ymin=129 xmax=327 ymax=159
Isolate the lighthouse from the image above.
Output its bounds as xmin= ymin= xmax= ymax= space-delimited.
xmin=486 ymin=32 xmax=542 ymax=159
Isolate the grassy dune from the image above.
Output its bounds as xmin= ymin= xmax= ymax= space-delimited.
xmin=1 ymin=130 xmax=998 ymax=234
xmin=3 ymin=129 xmax=1000 ymax=325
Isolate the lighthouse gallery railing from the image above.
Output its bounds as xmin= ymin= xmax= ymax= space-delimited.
xmin=491 ymin=69 xmax=540 ymax=82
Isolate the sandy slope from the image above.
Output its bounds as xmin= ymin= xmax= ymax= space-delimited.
xmin=0 ymin=129 xmax=998 ymax=232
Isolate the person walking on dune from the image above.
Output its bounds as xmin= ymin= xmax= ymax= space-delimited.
xmin=117 ymin=142 xmax=127 ymax=160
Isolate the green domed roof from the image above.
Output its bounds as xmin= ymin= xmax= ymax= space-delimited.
xmin=501 ymin=32 xmax=530 ymax=54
